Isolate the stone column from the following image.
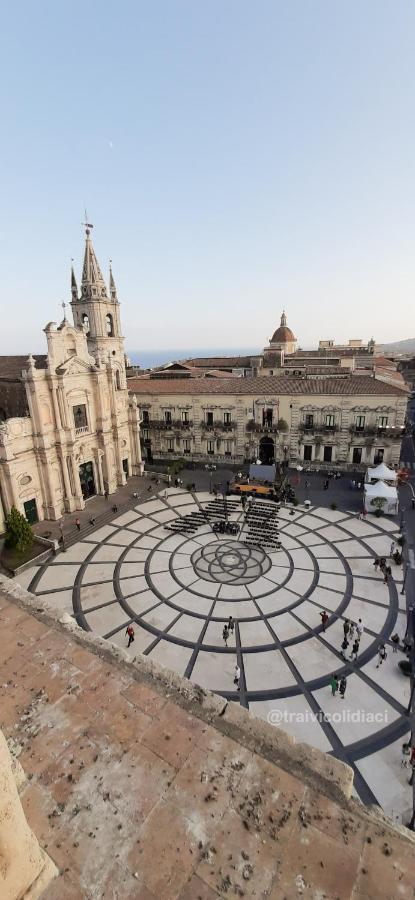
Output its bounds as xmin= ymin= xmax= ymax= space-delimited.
xmin=0 ymin=730 xmax=57 ymax=899
xmin=94 ymin=449 xmax=105 ymax=494
xmin=70 ymin=453 xmax=85 ymax=510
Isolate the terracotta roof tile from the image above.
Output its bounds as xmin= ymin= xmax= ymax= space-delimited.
xmin=127 ymin=374 xmax=408 ymax=397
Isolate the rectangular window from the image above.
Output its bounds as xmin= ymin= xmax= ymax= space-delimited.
xmin=207 ymin=440 xmax=215 ymax=455
xmin=374 ymin=448 xmax=384 ymax=463
xmin=325 ymin=414 xmax=335 ymax=428
xmin=183 ymin=439 xmax=191 ymax=454
xmin=223 ymin=412 xmax=231 ymax=425
xmin=355 ymin=415 xmax=365 ymax=431
xmin=263 ymin=408 xmax=273 ymax=426
xmin=206 ymin=411 xmax=213 ymax=426
xmin=73 ymin=404 xmax=88 ymax=431
xmin=167 ymin=438 xmax=174 ymax=452
xmin=142 ymin=429 xmax=149 ymax=441
xmin=378 ymin=416 xmax=388 ymax=428
xmin=323 ymin=445 xmax=333 ymax=462
xmin=164 ymin=411 xmax=172 ymax=425
xmin=181 ymin=410 xmax=189 ymax=423
xmin=352 ymin=447 xmax=362 ymax=464
xmin=141 ymin=409 xmax=149 ymax=424
xmin=225 ymin=440 xmax=232 ymax=457
xmin=303 ymin=444 xmax=312 ymax=461
xmin=304 ymin=414 xmax=314 ymax=429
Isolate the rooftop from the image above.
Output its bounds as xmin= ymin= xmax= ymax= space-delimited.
xmin=1 ymin=578 xmax=414 ymax=898
xmin=127 ymin=374 xmax=408 ymax=397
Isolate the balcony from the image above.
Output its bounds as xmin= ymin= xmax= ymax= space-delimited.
xmin=246 ymin=419 xmax=279 ymax=434
xmin=75 ymin=425 xmax=89 ymax=436
xmin=201 ymin=421 xmax=236 ymax=431
xmin=299 ymin=423 xmax=338 ymax=434
xmin=349 ymin=425 xmax=404 ymax=439
xmin=146 ymin=418 xmax=193 ymax=430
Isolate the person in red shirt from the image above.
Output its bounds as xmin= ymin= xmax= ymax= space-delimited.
xmin=320 ymin=610 xmax=329 ymax=632
xmin=126 ymin=625 xmax=135 ymax=648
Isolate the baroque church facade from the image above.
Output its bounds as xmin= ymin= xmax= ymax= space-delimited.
xmin=0 ymin=228 xmax=143 ymax=526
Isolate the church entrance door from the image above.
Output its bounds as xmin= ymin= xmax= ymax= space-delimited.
xmin=79 ymin=461 xmax=96 ymax=500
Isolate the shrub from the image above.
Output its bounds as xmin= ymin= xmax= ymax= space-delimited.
xmin=330 ymin=501 xmax=337 ymax=510
xmin=277 ymin=418 xmax=288 ymax=432
xmin=374 ymin=507 xmax=383 ymax=517
xmin=292 ymin=496 xmax=299 ymax=506
xmin=4 ymin=506 xmax=33 ymax=554
xmin=397 ymin=535 xmax=406 ymax=547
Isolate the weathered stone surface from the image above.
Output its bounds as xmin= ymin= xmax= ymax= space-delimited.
xmin=0 ymin=731 xmax=57 ymax=900
xmin=0 ymin=578 xmax=414 ymax=898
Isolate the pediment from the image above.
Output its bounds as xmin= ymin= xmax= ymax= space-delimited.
xmin=56 ymin=355 xmax=96 ymax=376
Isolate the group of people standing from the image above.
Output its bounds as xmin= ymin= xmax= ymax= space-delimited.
xmin=340 ymin=617 xmax=364 ymax=660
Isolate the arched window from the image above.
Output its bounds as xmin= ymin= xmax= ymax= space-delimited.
xmin=106 ymin=313 xmax=114 ymax=336
xmin=115 ymin=370 xmax=121 ymax=390
xmin=81 ymin=313 xmax=90 ymax=336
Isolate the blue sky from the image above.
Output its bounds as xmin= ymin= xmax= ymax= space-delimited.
xmin=1 ymin=1 xmax=414 ymax=355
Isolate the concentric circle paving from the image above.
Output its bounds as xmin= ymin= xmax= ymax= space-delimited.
xmin=23 ymin=489 xmax=411 ymax=816
xmin=192 ymin=541 xmax=271 ymax=585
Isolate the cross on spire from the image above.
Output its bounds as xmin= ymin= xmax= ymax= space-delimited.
xmin=83 ymin=210 xmax=94 ymax=236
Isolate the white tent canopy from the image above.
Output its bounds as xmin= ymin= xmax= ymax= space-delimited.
xmin=364 ymin=478 xmax=398 ymax=515
xmin=365 ymin=481 xmax=396 ymax=499
xmin=366 ymin=462 xmax=397 ymax=483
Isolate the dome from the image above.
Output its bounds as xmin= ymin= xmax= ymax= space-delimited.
xmin=271 ymin=324 xmax=296 ymax=343
xmin=270 ymin=311 xmax=296 ymax=344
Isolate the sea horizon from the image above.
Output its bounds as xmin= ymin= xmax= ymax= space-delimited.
xmin=126 ymin=347 xmax=260 ymax=368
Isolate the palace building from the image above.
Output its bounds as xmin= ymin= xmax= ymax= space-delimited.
xmin=0 ymin=227 xmax=143 ymax=527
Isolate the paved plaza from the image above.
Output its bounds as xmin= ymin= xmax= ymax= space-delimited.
xmin=19 ymin=489 xmax=412 ymax=822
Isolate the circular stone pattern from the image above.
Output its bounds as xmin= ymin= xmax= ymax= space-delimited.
xmin=191 ymin=540 xmax=271 ymax=585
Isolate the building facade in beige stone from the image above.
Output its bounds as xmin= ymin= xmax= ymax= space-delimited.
xmin=128 ymin=374 xmax=408 ymax=468
xmin=0 ymin=228 xmax=143 ymax=524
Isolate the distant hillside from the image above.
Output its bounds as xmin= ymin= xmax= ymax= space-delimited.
xmin=380 ymin=337 xmax=415 ymax=355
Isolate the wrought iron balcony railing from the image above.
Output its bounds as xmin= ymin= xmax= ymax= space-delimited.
xmin=201 ymin=421 xmax=236 ymax=431
xmin=246 ymin=419 xmax=279 ymax=434
xmin=146 ymin=419 xmax=193 ymax=430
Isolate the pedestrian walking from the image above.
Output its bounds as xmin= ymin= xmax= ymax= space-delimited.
xmin=349 ymin=622 xmax=356 ymax=641
xmin=75 ymin=517 xmax=81 ymax=532
xmin=228 ymin=616 xmax=234 ymax=634
xmin=350 ymin=479 xmax=356 ymax=490
xmin=350 ymin=638 xmax=359 ymax=661
xmin=222 ymin=625 xmax=229 ymax=647
xmin=409 ymin=746 xmax=415 ymax=786
xmin=401 ymin=742 xmax=411 ymax=768
xmin=330 ymin=673 xmax=338 ymax=696
xmin=340 ymin=637 xmax=349 ymax=660
xmin=390 ymin=540 xmax=396 ymax=557
xmin=234 ymin=663 xmax=240 ymax=690
xmin=356 ymin=619 xmax=364 ymax=638
xmin=343 ymin=619 xmax=350 ymax=639
xmin=320 ymin=610 xmax=329 ymax=632
xmin=126 ymin=625 xmax=135 ymax=648
xmin=112 ymin=504 xmax=118 ymax=512
xmin=339 ymin=675 xmax=347 ymax=699
xmin=104 ymin=489 xmax=109 ymax=501
xmin=391 ymin=633 xmax=400 ymax=653
xmin=324 ymin=479 xmax=329 ymax=491
xmin=379 ymin=557 xmax=386 ymax=572
xmin=373 ymin=558 xmax=380 ymax=572
xmin=376 ymin=644 xmax=387 ymax=668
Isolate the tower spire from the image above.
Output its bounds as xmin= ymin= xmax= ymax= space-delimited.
xmin=71 ymin=261 xmax=78 ymax=302
xmin=109 ymin=259 xmax=118 ymax=301
xmin=81 ymin=220 xmax=108 ymax=299
xmin=281 ymin=310 xmax=287 ymax=326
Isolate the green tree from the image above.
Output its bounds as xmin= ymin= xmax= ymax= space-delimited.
xmin=4 ymin=506 xmax=33 ymax=554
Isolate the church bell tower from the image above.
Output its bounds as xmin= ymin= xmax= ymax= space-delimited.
xmin=70 ymin=223 xmax=125 ymax=368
